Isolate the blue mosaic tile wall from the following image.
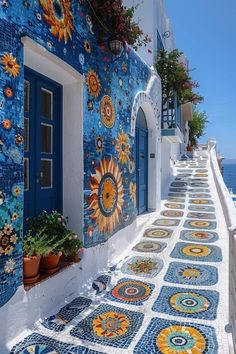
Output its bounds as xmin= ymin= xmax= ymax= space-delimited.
xmin=0 ymin=1 xmax=152 ymax=306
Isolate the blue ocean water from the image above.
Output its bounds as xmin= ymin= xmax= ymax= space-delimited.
xmin=223 ymin=163 xmax=236 ymax=194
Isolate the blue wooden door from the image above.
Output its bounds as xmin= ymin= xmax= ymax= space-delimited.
xmin=24 ymin=67 xmax=62 ymax=223
xmin=136 ymin=124 xmax=148 ymax=214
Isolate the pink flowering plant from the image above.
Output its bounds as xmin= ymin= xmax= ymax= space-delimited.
xmin=155 ymin=49 xmax=203 ymax=106
xmin=87 ymin=0 xmax=151 ymax=50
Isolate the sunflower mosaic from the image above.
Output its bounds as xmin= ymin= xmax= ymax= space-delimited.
xmin=164 ymin=262 xmax=218 ymax=286
xmin=86 ymin=70 xmax=101 ymax=98
xmin=187 ymin=212 xmax=216 ymax=220
xmin=133 ymin=318 xmax=218 ymax=354
xmin=116 ymin=131 xmax=130 ymax=164
xmin=87 ymin=157 xmax=124 ymax=234
xmin=1 ymin=53 xmax=20 ymax=78
xmin=143 ymin=228 xmax=173 ymax=239
xmin=133 ymin=241 xmax=166 ymax=253
xmin=121 ymin=256 xmax=163 ymax=278
xmin=39 ymin=0 xmax=74 ymax=43
xmin=152 ymin=286 xmax=219 ymax=320
xmin=100 ymin=95 xmax=115 ymax=128
xmin=180 ymin=230 xmax=219 ymax=243
xmin=170 ymin=242 xmax=222 ymax=262
xmin=105 ymin=278 xmax=154 ymax=306
xmin=0 ymin=223 xmax=18 ymax=255
xmin=184 ymin=219 xmax=216 ymax=230
xmin=164 ymin=203 xmax=185 ymax=210
xmin=167 ymin=198 xmax=185 ymax=203
xmin=70 ymin=304 xmax=144 ymax=348
xmin=153 ymin=219 xmax=180 ymax=227
xmin=161 ymin=210 xmax=184 ymax=218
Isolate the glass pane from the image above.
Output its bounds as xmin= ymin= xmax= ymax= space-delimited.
xmin=41 ymin=124 xmax=52 ymax=154
xmin=41 ymin=88 xmax=53 ymax=119
xmin=24 ymin=158 xmax=29 ymax=191
xmin=24 ymin=80 xmax=30 ymax=113
xmin=41 ymin=159 xmax=53 ymax=188
xmin=24 ymin=118 xmax=29 ymax=152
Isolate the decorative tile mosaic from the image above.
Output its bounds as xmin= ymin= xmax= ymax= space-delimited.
xmin=189 ymin=199 xmax=214 ymax=205
xmin=176 ymin=173 xmax=192 ymax=177
xmin=189 ymin=188 xmax=210 ymax=193
xmin=196 ymin=169 xmax=208 ymax=173
xmin=42 ymin=297 xmax=92 ymax=332
xmin=180 ymin=230 xmax=219 ymax=243
xmin=133 ymin=318 xmax=218 ymax=354
xmin=164 ymin=203 xmax=185 ymax=209
xmin=170 ymin=242 xmax=222 ymax=262
xmin=170 ymin=182 xmax=188 ymax=187
xmin=194 ymin=173 xmax=208 ymax=177
xmin=152 ymin=286 xmax=219 ymax=320
xmin=167 ymin=198 xmax=185 ymax=203
xmin=143 ymin=228 xmax=173 ymax=239
xmin=92 ymin=275 xmax=111 ymax=294
xmin=153 ymin=219 xmax=180 ymax=227
xmin=121 ymin=256 xmax=163 ymax=278
xmin=169 ymin=188 xmax=187 ymax=193
xmin=177 ymin=170 xmax=193 ymax=173
xmin=184 ymin=219 xmax=216 ymax=230
xmin=189 ymin=194 xmax=212 ymax=199
xmin=168 ymin=192 xmax=186 ymax=197
xmin=190 ymin=182 xmax=209 ymax=188
xmin=164 ymin=262 xmax=218 ymax=286
xmin=188 ymin=205 xmax=215 ymax=212
xmin=10 ymin=333 xmax=103 ymax=354
xmin=133 ymin=240 xmax=167 ymax=253
xmin=70 ymin=303 xmax=144 ymax=349
xmin=161 ymin=210 xmax=184 ymax=218
xmin=187 ymin=212 xmax=216 ymax=220
xmin=105 ymin=277 xmax=154 ymax=305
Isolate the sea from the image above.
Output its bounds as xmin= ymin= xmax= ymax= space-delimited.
xmin=222 ymin=160 xmax=236 ymax=194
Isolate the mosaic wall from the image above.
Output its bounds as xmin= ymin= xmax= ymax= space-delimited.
xmin=0 ymin=1 xmax=153 ymax=306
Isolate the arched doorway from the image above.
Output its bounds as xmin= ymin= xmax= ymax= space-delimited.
xmin=135 ymin=107 xmax=148 ymax=214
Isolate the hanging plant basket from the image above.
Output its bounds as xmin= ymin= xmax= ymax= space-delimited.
xmin=107 ymin=37 xmax=125 ymax=56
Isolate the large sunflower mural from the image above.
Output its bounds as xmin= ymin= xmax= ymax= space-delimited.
xmin=39 ymin=0 xmax=74 ymax=43
xmin=87 ymin=157 xmax=124 ymax=234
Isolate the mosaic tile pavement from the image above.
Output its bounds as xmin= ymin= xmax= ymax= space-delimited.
xmin=10 ymin=155 xmax=230 ymax=353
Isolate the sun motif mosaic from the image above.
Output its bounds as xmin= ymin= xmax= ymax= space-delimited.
xmin=189 ymin=188 xmax=210 ymax=193
xmin=180 ymin=230 xmax=219 ymax=243
xmin=196 ymin=169 xmax=208 ymax=173
xmin=170 ymin=182 xmax=188 ymax=188
xmin=133 ymin=318 xmax=218 ymax=354
xmin=121 ymin=256 xmax=163 ymax=278
xmin=86 ymin=70 xmax=101 ymax=98
xmin=187 ymin=212 xmax=216 ymax=220
xmin=101 ymin=95 xmax=115 ymax=128
xmin=169 ymin=188 xmax=187 ymax=193
xmin=167 ymin=198 xmax=185 ymax=203
xmin=152 ymin=286 xmax=219 ymax=320
xmin=153 ymin=219 xmax=180 ymax=227
xmin=164 ymin=262 xmax=218 ymax=286
xmin=42 ymin=297 xmax=92 ymax=332
xmin=188 ymin=198 xmax=213 ymax=205
xmin=177 ymin=173 xmax=192 ymax=177
xmin=168 ymin=192 xmax=186 ymax=197
xmin=190 ymin=182 xmax=209 ymax=188
xmin=70 ymin=304 xmax=144 ymax=349
xmin=161 ymin=210 xmax=184 ymax=218
xmin=115 ymin=131 xmax=130 ymax=164
xmin=105 ymin=278 xmax=154 ymax=306
xmin=0 ymin=223 xmax=18 ymax=255
xmin=10 ymin=333 xmax=102 ymax=354
xmin=1 ymin=52 xmax=20 ymax=78
xmin=170 ymin=242 xmax=222 ymax=262
xmin=184 ymin=219 xmax=216 ymax=230
xmin=143 ymin=228 xmax=173 ymax=239
xmin=164 ymin=203 xmax=185 ymax=210
xmin=39 ymin=0 xmax=74 ymax=43
xmin=87 ymin=157 xmax=124 ymax=234
xmin=133 ymin=240 xmax=167 ymax=253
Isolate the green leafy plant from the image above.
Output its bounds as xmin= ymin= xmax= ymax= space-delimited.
xmin=87 ymin=0 xmax=151 ymax=50
xmin=63 ymin=236 xmax=83 ymax=257
xmin=189 ymin=108 xmax=209 ymax=146
xmin=155 ymin=49 xmax=203 ymax=107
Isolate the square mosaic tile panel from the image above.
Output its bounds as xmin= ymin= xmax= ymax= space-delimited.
xmin=164 ymin=202 xmax=185 ymax=209
xmin=167 ymin=197 xmax=185 ymax=203
xmin=189 ymin=199 xmax=214 ymax=205
xmin=10 ymin=333 xmax=103 ymax=354
xmin=42 ymin=297 xmax=92 ymax=332
xmin=133 ymin=318 xmax=218 ymax=354
xmin=164 ymin=262 xmax=218 ymax=286
xmin=70 ymin=303 xmax=144 ymax=349
xmin=168 ymin=192 xmax=186 ymax=197
xmin=153 ymin=218 xmax=180 ymax=227
xmin=143 ymin=228 xmax=173 ymax=239
xmin=184 ymin=219 xmax=217 ymax=230
xmin=187 ymin=212 xmax=216 ymax=220
xmin=152 ymin=286 xmax=219 ymax=320
xmin=161 ymin=210 xmax=184 ymax=218
xmin=132 ymin=240 xmax=167 ymax=253
xmin=188 ymin=204 xmax=215 ymax=212
xmin=180 ymin=230 xmax=219 ymax=243
xmin=170 ymin=242 xmax=222 ymax=262
xmin=169 ymin=188 xmax=188 ymax=193
xmin=121 ymin=256 xmax=163 ymax=278
xmin=171 ymin=181 xmax=188 ymax=188
xmin=189 ymin=188 xmax=210 ymax=193
xmin=105 ymin=277 xmax=154 ymax=306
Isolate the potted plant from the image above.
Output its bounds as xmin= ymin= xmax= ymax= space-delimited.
xmin=63 ymin=235 xmax=83 ymax=263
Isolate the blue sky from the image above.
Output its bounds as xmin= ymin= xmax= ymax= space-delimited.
xmin=164 ymin=0 xmax=236 ymax=158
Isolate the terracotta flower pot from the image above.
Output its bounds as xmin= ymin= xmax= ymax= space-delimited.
xmin=23 ymin=255 xmax=41 ymax=284
xmin=65 ymin=248 xmax=84 ymax=263
xmin=40 ymin=253 xmax=61 ymax=274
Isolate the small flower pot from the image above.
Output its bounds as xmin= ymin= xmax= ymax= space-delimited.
xmin=65 ymin=248 xmax=84 ymax=263
xmin=40 ymin=253 xmax=61 ymax=274
xmin=23 ymin=255 xmax=41 ymax=284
